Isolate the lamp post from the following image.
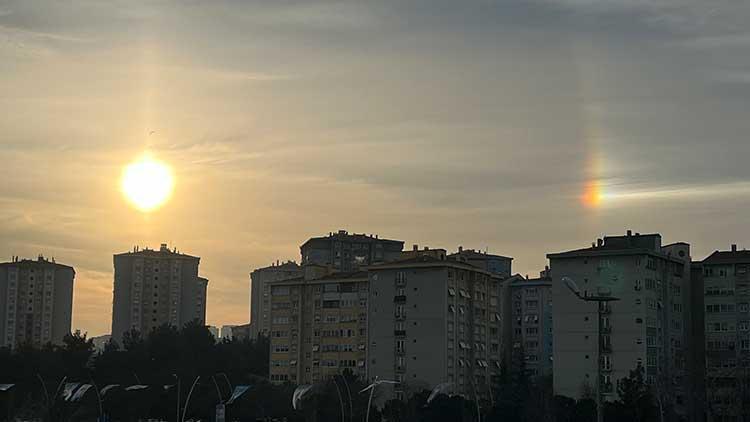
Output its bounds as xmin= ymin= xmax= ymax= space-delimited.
xmin=181 ymin=376 xmax=200 ymax=422
xmin=89 ymin=377 xmax=104 ymax=422
xmin=172 ymin=374 xmax=180 ymax=422
xmin=562 ymin=277 xmax=620 ymax=422
xmin=335 ymin=374 xmax=354 ymax=422
xmin=359 ymin=377 xmax=399 ymax=422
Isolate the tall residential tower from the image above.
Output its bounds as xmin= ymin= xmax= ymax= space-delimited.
xmin=0 ymin=256 xmax=75 ymax=348
xmin=112 ymin=244 xmax=208 ymax=341
xmin=549 ymin=232 xmax=695 ymax=419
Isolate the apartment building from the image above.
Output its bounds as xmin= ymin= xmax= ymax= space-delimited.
xmin=503 ymin=272 xmax=553 ymax=378
xmin=249 ymin=261 xmax=302 ymax=338
xmin=112 ymin=244 xmax=208 ymax=342
xmin=450 ymin=247 xmax=513 ymax=278
xmin=268 ymin=267 xmax=369 ymax=384
xmin=367 ymin=254 xmax=504 ymax=400
xmin=549 ymin=232 xmax=694 ymax=418
xmin=300 ymin=230 xmax=404 ymax=271
xmin=700 ymin=245 xmax=750 ymax=420
xmin=0 ymin=256 xmax=75 ymax=348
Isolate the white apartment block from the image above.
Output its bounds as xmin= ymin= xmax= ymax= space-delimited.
xmin=549 ymin=232 xmax=694 ymax=419
xmin=367 ymin=254 xmax=504 ymax=401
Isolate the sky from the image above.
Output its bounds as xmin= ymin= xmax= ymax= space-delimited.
xmin=1 ymin=0 xmax=749 ymax=336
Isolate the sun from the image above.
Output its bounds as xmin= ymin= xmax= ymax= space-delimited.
xmin=121 ymin=155 xmax=174 ymax=212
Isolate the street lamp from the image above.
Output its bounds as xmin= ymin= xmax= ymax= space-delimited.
xmin=562 ymin=276 xmax=620 ymax=422
xmin=172 ymin=374 xmax=180 ymax=422
xmin=359 ymin=377 xmax=399 ymax=422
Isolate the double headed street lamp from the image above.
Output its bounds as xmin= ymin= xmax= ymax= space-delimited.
xmin=562 ymin=277 xmax=620 ymax=422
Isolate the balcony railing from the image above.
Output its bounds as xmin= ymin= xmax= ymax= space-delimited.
xmin=393 ymin=295 xmax=407 ymax=303
xmin=394 ymin=330 xmax=406 ymax=337
xmin=602 ymin=326 xmax=612 ymax=334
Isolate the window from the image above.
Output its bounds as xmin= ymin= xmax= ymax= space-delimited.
xmin=634 ymin=280 xmax=642 ymax=291
xmin=396 ymin=340 xmax=405 ymax=353
xmin=396 ymin=272 xmax=407 ymax=285
xmin=740 ymin=303 xmax=749 ymax=313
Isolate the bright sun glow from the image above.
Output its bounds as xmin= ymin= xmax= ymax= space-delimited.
xmin=121 ymin=155 xmax=174 ymax=212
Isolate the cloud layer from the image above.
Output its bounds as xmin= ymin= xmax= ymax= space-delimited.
xmin=1 ymin=0 xmax=749 ymax=335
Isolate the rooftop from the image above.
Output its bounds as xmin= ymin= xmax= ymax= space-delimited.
xmin=0 ymin=255 xmax=74 ymax=271
xmin=703 ymin=246 xmax=750 ymax=265
xmin=300 ymin=230 xmax=404 ymax=248
xmin=114 ymin=244 xmax=199 ymax=260
xmin=368 ymin=254 xmax=499 ymax=277
xmin=547 ymin=231 xmax=685 ymax=263
xmin=449 ymin=247 xmax=512 ymax=260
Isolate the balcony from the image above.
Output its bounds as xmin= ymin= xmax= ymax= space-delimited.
xmin=393 ymin=295 xmax=407 ymax=303
xmin=394 ymin=330 xmax=406 ymax=337
xmin=602 ymin=342 xmax=613 ymax=353
xmin=602 ymin=326 xmax=612 ymax=334
xmin=599 ymin=304 xmax=612 ymax=315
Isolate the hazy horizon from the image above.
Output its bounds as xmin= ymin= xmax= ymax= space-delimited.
xmin=2 ymin=0 xmax=749 ymax=336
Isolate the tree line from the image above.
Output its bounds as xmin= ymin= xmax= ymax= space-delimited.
xmin=0 ymin=322 xmax=664 ymax=422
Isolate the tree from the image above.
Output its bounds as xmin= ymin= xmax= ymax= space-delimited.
xmin=613 ymin=364 xmax=658 ymax=422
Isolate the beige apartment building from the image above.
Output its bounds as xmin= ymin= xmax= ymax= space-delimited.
xmin=367 ymin=253 xmax=504 ymax=400
xmin=112 ymin=244 xmax=208 ymax=342
xmin=249 ymin=261 xmax=302 ymax=338
xmin=268 ymin=267 xmax=369 ymax=384
xmin=0 ymin=256 xmax=75 ymax=348
xmin=549 ymin=232 xmax=695 ymax=419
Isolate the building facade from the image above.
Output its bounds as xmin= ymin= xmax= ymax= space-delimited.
xmin=503 ymin=272 xmax=553 ymax=378
xmin=112 ymin=244 xmax=208 ymax=342
xmin=700 ymin=245 xmax=750 ymax=420
xmin=300 ymin=230 xmax=404 ymax=272
xmin=250 ymin=261 xmax=302 ymax=338
xmin=549 ymin=232 xmax=693 ymax=418
xmin=367 ymin=255 xmax=504 ymax=400
xmin=267 ymin=269 xmax=369 ymax=384
xmin=0 ymin=256 xmax=75 ymax=348
xmin=450 ymin=247 xmax=513 ymax=278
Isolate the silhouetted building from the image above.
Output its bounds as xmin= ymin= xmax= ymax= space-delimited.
xmin=267 ymin=268 xmax=369 ymax=384
xmin=450 ymin=247 xmax=513 ymax=278
xmin=91 ymin=334 xmax=112 ymax=352
xmin=111 ymin=244 xmax=208 ymax=342
xmin=549 ymin=231 xmax=693 ymax=419
xmin=367 ymin=255 xmax=504 ymax=401
xmin=502 ymin=271 xmax=553 ymax=378
xmin=0 ymin=256 xmax=75 ymax=348
xmin=249 ymin=261 xmax=302 ymax=338
xmin=400 ymin=245 xmax=447 ymax=260
xmin=300 ymin=230 xmax=404 ymax=272
xmin=700 ymin=244 xmax=750 ymax=420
